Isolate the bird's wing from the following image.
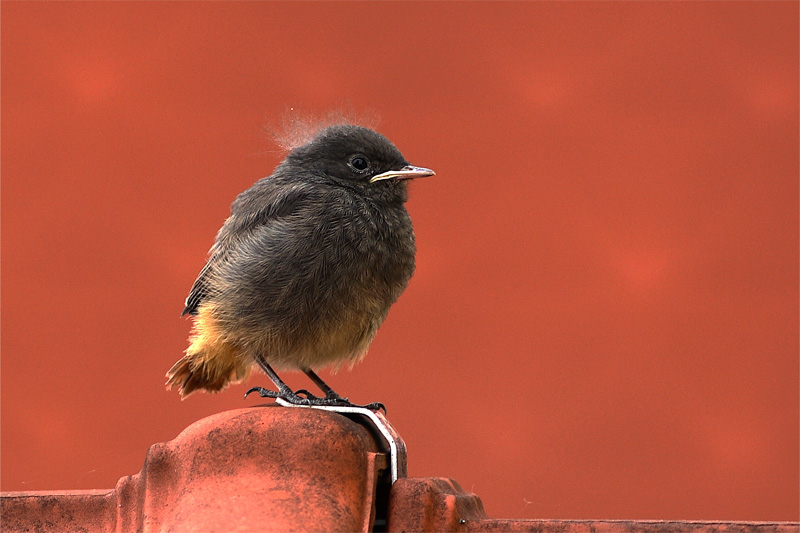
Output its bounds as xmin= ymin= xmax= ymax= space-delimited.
xmin=182 ymin=255 xmax=217 ymax=316
xmin=181 ymin=183 xmax=312 ymax=317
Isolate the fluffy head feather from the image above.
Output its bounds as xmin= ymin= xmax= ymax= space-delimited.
xmin=269 ymin=107 xmax=380 ymax=152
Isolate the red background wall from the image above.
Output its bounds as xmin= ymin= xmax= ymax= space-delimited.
xmin=2 ymin=2 xmax=798 ymax=521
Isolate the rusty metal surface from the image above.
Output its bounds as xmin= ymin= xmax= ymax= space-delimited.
xmin=1 ymin=406 xmax=385 ymax=532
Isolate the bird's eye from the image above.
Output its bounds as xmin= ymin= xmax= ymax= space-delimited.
xmin=348 ymin=156 xmax=370 ymax=173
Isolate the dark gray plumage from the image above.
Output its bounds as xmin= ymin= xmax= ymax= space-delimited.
xmin=166 ymin=124 xmax=433 ymax=408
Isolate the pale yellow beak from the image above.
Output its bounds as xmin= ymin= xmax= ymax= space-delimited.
xmin=369 ymin=165 xmax=435 ymax=184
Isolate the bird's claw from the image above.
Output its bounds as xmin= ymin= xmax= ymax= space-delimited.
xmin=353 ymin=401 xmax=387 ymax=414
xmin=245 ymin=386 xmax=278 ymax=399
xmin=290 ymin=390 xmax=386 ymax=413
xmin=244 ymin=386 xmax=311 ymax=406
xmin=245 ymin=386 xmax=385 ymax=413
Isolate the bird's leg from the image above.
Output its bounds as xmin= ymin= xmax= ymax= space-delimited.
xmin=243 ymin=355 xmax=385 ymax=412
xmin=301 ymin=368 xmax=386 ymax=413
xmin=303 ymin=368 xmax=348 ymax=401
xmin=244 ymin=355 xmax=310 ymax=405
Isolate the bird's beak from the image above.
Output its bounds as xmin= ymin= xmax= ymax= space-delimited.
xmin=369 ymin=165 xmax=435 ymax=184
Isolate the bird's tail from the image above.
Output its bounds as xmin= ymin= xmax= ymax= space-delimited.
xmin=166 ymin=308 xmax=252 ymax=398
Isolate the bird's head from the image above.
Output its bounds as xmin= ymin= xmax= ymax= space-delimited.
xmin=282 ymin=124 xmax=434 ymax=203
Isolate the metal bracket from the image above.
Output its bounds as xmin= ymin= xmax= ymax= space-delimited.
xmin=275 ymin=400 xmax=407 ymax=483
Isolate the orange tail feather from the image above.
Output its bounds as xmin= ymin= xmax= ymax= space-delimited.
xmin=166 ymin=306 xmax=252 ymax=398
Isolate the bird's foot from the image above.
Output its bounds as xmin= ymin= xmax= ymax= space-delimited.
xmin=297 ymin=389 xmax=386 ymax=413
xmin=244 ymin=386 xmax=311 ymax=406
xmin=246 ymin=386 xmax=385 ymax=413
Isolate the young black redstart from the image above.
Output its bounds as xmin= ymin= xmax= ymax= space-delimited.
xmin=166 ymin=124 xmax=433 ymax=410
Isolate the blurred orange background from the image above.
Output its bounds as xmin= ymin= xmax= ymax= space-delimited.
xmin=2 ymin=1 xmax=798 ymax=521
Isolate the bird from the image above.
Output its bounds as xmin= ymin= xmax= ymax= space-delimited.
xmin=166 ymin=123 xmax=433 ymax=410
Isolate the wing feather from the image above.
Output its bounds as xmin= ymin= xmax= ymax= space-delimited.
xmin=181 ymin=182 xmax=312 ymax=317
